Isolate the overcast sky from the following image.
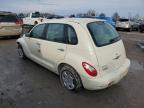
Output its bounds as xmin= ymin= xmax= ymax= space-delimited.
xmin=0 ymin=0 xmax=144 ymax=17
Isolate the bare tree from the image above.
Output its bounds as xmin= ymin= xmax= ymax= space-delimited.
xmin=112 ymin=12 xmax=120 ymax=22
xmin=87 ymin=9 xmax=96 ymax=16
xmin=17 ymin=13 xmax=25 ymax=19
xmin=99 ymin=13 xmax=106 ymax=17
xmin=134 ymin=14 xmax=140 ymax=21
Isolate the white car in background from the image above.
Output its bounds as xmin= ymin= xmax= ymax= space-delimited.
xmin=16 ymin=18 xmax=130 ymax=91
xmin=23 ymin=12 xmax=47 ymax=26
xmin=116 ymin=18 xmax=139 ymax=32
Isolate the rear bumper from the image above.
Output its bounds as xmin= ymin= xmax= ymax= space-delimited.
xmin=81 ymin=58 xmax=130 ymax=90
xmin=0 ymin=28 xmax=22 ymax=37
xmin=116 ymin=26 xmax=130 ymax=29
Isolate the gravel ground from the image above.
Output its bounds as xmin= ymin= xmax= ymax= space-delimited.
xmin=0 ymin=31 xmax=144 ymax=108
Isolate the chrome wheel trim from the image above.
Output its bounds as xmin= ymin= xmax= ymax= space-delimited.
xmin=62 ymin=71 xmax=75 ymax=90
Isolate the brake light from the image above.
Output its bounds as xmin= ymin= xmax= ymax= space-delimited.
xmin=82 ymin=62 xmax=97 ymax=77
xmin=15 ymin=20 xmax=22 ymax=24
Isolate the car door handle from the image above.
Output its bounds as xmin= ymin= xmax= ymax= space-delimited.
xmin=57 ymin=49 xmax=64 ymax=52
xmin=113 ymin=54 xmax=121 ymax=60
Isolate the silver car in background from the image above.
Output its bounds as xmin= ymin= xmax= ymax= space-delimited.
xmin=0 ymin=11 xmax=22 ymax=37
xmin=116 ymin=18 xmax=139 ymax=32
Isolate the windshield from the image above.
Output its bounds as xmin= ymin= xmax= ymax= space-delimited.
xmin=87 ymin=22 xmax=120 ymax=47
xmin=32 ymin=13 xmax=41 ymax=18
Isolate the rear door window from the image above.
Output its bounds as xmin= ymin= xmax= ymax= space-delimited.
xmin=87 ymin=22 xmax=120 ymax=47
xmin=46 ymin=23 xmax=65 ymax=43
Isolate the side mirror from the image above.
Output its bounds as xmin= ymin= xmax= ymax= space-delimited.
xmin=25 ymin=33 xmax=30 ymax=37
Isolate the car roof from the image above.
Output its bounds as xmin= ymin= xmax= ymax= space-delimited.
xmin=0 ymin=11 xmax=16 ymax=15
xmin=42 ymin=18 xmax=105 ymax=24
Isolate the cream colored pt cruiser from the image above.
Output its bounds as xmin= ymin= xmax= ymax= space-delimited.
xmin=16 ymin=18 xmax=130 ymax=91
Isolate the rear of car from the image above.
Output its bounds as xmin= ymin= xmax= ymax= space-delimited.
xmin=116 ymin=18 xmax=139 ymax=31
xmin=139 ymin=23 xmax=144 ymax=32
xmin=80 ymin=21 xmax=130 ymax=90
xmin=116 ymin=19 xmax=130 ymax=30
xmin=0 ymin=12 xmax=22 ymax=37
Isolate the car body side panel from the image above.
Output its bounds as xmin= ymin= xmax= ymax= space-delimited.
xmin=56 ymin=23 xmax=100 ymax=78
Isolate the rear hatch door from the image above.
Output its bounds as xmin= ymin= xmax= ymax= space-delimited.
xmin=87 ymin=21 xmax=126 ymax=76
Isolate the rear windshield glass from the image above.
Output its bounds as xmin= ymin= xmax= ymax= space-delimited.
xmin=32 ymin=13 xmax=41 ymax=18
xmin=87 ymin=22 xmax=120 ymax=47
xmin=119 ymin=19 xmax=129 ymax=22
xmin=0 ymin=15 xmax=18 ymax=22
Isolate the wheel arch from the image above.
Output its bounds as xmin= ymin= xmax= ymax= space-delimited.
xmin=58 ymin=62 xmax=84 ymax=91
xmin=58 ymin=63 xmax=76 ymax=74
xmin=16 ymin=38 xmax=30 ymax=57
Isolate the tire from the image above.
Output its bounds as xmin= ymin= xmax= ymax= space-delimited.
xmin=60 ymin=65 xmax=82 ymax=92
xmin=17 ymin=44 xmax=26 ymax=59
xmin=116 ymin=28 xmax=119 ymax=31
xmin=128 ymin=27 xmax=132 ymax=32
xmin=34 ymin=21 xmax=38 ymax=25
xmin=139 ymin=28 xmax=143 ymax=33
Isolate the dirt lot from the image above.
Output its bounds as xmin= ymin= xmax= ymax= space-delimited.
xmin=0 ymin=31 xmax=144 ymax=108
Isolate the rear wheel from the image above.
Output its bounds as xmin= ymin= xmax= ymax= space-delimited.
xmin=139 ymin=28 xmax=143 ymax=33
xmin=60 ymin=65 xmax=82 ymax=92
xmin=17 ymin=44 xmax=26 ymax=59
xmin=128 ymin=27 xmax=132 ymax=32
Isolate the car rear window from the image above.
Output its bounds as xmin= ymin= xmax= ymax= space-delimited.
xmin=0 ymin=14 xmax=18 ymax=22
xmin=32 ymin=13 xmax=41 ymax=18
xmin=119 ymin=19 xmax=129 ymax=22
xmin=87 ymin=22 xmax=120 ymax=47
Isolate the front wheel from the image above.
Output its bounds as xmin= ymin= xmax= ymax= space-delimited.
xmin=17 ymin=44 xmax=26 ymax=59
xmin=60 ymin=65 xmax=82 ymax=92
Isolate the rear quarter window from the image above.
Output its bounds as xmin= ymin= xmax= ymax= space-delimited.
xmin=67 ymin=25 xmax=78 ymax=45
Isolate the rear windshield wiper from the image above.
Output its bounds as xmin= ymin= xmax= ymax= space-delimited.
xmin=109 ymin=36 xmax=120 ymax=43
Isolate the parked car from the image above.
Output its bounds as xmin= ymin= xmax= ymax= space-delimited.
xmin=23 ymin=12 xmax=47 ymax=26
xmin=77 ymin=16 xmax=116 ymax=27
xmin=139 ymin=23 xmax=144 ymax=32
xmin=116 ymin=18 xmax=139 ymax=32
xmin=0 ymin=11 xmax=22 ymax=37
xmin=17 ymin=18 xmax=130 ymax=91
xmin=47 ymin=15 xmax=64 ymax=19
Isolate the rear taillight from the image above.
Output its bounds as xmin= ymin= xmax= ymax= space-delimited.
xmin=15 ymin=20 xmax=22 ymax=24
xmin=82 ymin=62 xmax=97 ymax=77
